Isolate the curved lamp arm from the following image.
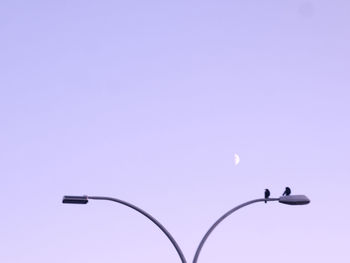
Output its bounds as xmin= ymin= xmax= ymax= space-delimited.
xmin=63 ymin=195 xmax=187 ymax=263
xmin=192 ymin=198 xmax=279 ymax=263
xmin=192 ymin=195 xmax=310 ymax=263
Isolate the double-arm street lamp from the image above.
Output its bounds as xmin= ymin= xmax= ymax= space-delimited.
xmin=62 ymin=194 xmax=310 ymax=263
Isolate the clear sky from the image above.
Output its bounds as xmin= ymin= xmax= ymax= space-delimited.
xmin=1 ymin=0 xmax=349 ymax=262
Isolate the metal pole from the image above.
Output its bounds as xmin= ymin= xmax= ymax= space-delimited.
xmin=88 ymin=196 xmax=187 ymax=263
xmin=192 ymin=198 xmax=279 ymax=263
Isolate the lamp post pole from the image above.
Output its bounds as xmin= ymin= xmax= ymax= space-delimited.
xmin=62 ymin=194 xmax=309 ymax=263
xmin=192 ymin=195 xmax=310 ymax=263
xmin=62 ymin=195 xmax=187 ymax=263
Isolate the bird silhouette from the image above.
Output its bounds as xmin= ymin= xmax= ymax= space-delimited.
xmin=264 ymin=189 xmax=270 ymax=203
xmin=283 ymin=187 xmax=291 ymax=196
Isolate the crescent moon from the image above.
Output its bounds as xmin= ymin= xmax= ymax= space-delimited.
xmin=234 ymin=153 xmax=240 ymax=166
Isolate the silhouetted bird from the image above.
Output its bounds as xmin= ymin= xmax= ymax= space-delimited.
xmin=283 ymin=187 xmax=291 ymax=196
xmin=264 ymin=189 xmax=270 ymax=203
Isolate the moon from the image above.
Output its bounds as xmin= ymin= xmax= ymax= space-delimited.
xmin=233 ymin=153 xmax=240 ymax=166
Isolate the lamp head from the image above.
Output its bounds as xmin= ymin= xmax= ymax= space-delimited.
xmin=62 ymin=195 xmax=89 ymax=204
xmin=279 ymin=195 xmax=310 ymax=206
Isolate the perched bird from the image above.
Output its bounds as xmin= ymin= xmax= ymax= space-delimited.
xmin=264 ymin=189 xmax=270 ymax=203
xmin=283 ymin=187 xmax=291 ymax=196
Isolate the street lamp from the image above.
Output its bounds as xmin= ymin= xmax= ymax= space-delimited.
xmin=192 ymin=195 xmax=310 ymax=263
xmin=62 ymin=195 xmax=187 ymax=263
xmin=62 ymin=194 xmax=310 ymax=263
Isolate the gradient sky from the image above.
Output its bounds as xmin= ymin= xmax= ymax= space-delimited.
xmin=1 ymin=0 xmax=349 ymax=262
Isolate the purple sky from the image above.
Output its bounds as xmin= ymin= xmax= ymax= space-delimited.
xmin=1 ymin=1 xmax=349 ymax=262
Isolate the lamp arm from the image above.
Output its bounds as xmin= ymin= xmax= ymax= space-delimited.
xmin=87 ymin=196 xmax=187 ymax=263
xmin=192 ymin=197 xmax=279 ymax=263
